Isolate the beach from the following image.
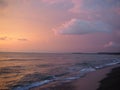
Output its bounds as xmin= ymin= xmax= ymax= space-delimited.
xmin=31 ymin=65 xmax=120 ymax=90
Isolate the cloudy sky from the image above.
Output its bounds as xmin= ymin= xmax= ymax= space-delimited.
xmin=0 ymin=0 xmax=120 ymax=52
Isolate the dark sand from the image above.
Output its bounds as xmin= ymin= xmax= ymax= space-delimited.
xmin=30 ymin=65 xmax=120 ymax=90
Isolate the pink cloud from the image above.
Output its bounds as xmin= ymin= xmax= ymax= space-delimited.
xmin=104 ymin=41 xmax=120 ymax=48
xmin=114 ymin=8 xmax=120 ymax=15
xmin=41 ymin=0 xmax=67 ymax=4
xmin=69 ymin=0 xmax=83 ymax=13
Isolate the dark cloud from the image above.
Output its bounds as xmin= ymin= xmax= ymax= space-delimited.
xmin=0 ymin=36 xmax=7 ymax=40
xmin=0 ymin=0 xmax=7 ymax=9
xmin=18 ymin=38 xmax=28 ymax=41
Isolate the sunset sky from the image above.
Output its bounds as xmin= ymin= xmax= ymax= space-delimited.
xmin=0 ymin=0 xmax=120 ymax=53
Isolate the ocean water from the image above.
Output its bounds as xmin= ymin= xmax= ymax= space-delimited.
xmin=0 ymin=52 xmax=120 ymax=90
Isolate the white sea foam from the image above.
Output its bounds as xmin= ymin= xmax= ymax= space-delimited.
xmin=80 ymin=67 xmax=96 ymax=72
xmin=13 ymin=80 xmax=53 ymax=90
xmin=95 ymin=59 xmax=120 ymax=69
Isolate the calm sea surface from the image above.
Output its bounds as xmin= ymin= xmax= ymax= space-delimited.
xmin=0 ymin=52 xmax=120 ymax=90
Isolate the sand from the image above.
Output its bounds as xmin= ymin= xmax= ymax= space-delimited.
xmin=30 ymin=65 xmax=120 ymax=90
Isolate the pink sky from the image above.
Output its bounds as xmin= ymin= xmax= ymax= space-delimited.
xmin=0 ymin=0 xmax=120 ymax=52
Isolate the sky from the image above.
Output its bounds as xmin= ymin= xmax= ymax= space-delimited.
xmin=0 ymin=0 xmax=120 ymax=53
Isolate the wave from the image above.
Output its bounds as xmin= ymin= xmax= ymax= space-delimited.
xmin=12 ymin=58 xmax=120 ymax=90
xmin=13 ymin=80 xmax=53 ymax=90
xmin=0 ymin=58 xmax=44 ymax=62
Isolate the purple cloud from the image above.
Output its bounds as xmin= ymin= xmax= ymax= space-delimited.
xmin=53 ymin=18 xmax=112 ymax=35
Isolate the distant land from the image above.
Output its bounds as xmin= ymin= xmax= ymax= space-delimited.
xmin=0 ymin=52 xmax=120 ymax=55
xmin=97 ymin=52 xmax=120 ymax=55
xmin=72 ymin=52 xmax=120 ymax=55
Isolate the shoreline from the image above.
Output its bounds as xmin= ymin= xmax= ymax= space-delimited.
xmin=30 ymin=64 xmax=120 ymax=90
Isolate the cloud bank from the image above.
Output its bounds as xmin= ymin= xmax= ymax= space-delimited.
xmin=0 ymin=36 xmax=28 ymax=41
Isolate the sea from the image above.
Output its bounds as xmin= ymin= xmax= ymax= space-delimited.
xmin=0 ymin=52 xmax=120 ymax=90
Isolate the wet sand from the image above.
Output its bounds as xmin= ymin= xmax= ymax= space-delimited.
xmin=30 ymin=64 xmax=120 ymax=90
